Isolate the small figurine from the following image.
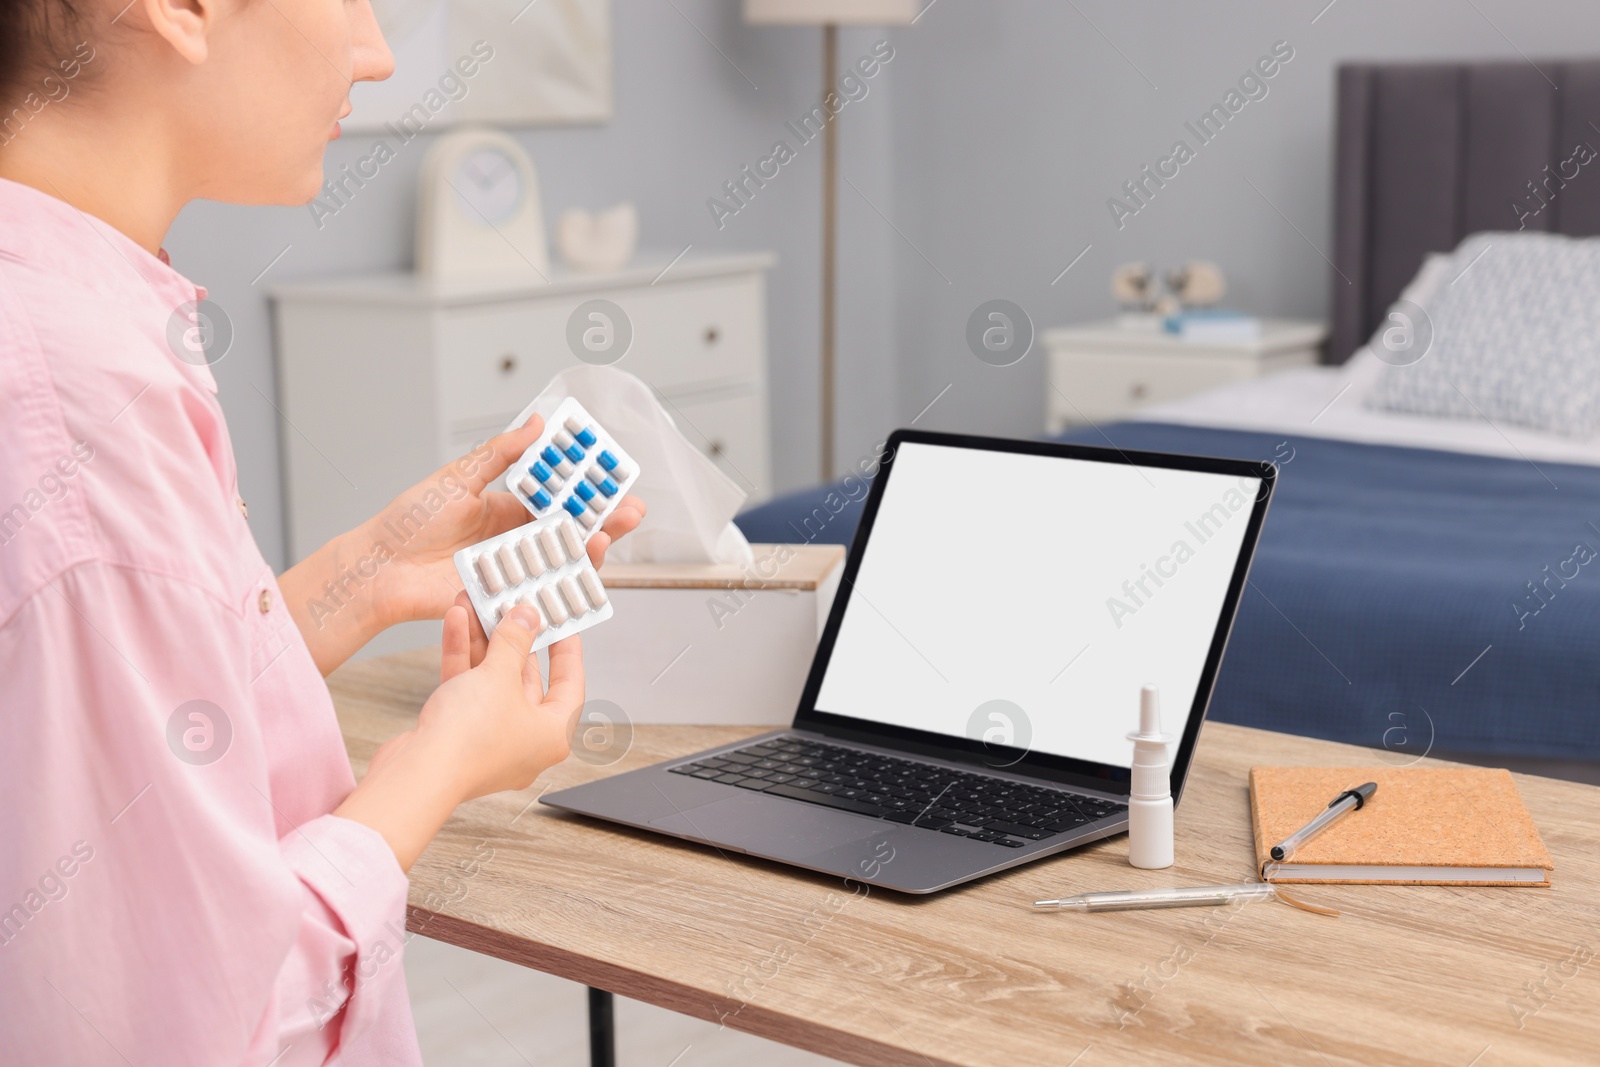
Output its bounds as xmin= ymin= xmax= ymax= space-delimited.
xmin=1167 ymin=260 xmax=1226 ymax=307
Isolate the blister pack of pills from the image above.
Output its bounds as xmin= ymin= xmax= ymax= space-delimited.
xmin=453 ymin=513 xmax=613 ymax=651
xmin=504 ymin=397 xmax=639 ymax=535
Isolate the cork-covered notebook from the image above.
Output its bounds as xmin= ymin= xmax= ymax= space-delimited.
xmin=1249 ymin=766 xmax=1554 ymax=886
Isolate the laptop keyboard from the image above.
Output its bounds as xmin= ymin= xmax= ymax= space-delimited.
xmin=668 ymin=735 xmax=1125 ymax=848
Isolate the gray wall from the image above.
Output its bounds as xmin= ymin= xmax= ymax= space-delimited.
xmin=166 ymin=0 xmax=1600 ymax=570
xmin=884 ymin=0 xmax=1600 ymax=437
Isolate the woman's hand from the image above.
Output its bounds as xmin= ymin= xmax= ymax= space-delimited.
xmin=363 ymin=418 xmax=645 ymax=627
xmin=282 ymin=415 xmax=645 ymax=675
xmin=335 ymin=603 xmax=583 ymax=870
xmin=422 ymin=601 xmax=583 ymax=800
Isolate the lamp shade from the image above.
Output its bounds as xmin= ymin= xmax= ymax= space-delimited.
xmin=743 ymin=0 xmax=917 ymax=25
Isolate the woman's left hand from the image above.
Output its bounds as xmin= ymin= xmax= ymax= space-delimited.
xmin=283 ymin=414 xmax=644 ymax=674
xmin=367 ymin=415 xmax=645 ymax=626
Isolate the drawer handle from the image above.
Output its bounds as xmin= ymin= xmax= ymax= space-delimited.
xmin=499 ymin=354 xmax=517 ymax=374
xmin=1129 ymin=382 xmax=1148 ymax=399
xmin=704 ymin=326 xmax=720 ymax=346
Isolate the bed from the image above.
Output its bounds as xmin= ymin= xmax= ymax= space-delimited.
xmin=735 ymin=59 xmax=1600 ymax=769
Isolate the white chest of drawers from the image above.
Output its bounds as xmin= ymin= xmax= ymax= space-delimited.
xmin=269 ymin=252 xmax=775 ymax=565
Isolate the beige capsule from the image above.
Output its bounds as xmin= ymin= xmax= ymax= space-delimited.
xmin=537 ymin=584 xmax=568 ymax=627
xmin=559 ymin=576 xmax=587 ymax=616
xmin=475 ymin=553 xmax=505 ymax=595
xmin=517 ymin=533 xmax=546 ymax=577
xmin=537 ymin=527 xmax=564 ymax=571
xmin=579 ymin=569 xmax=607 ymax=608
xmin=495 ymin=542 xmax=526 ymax=586
xmin=520 ymin=593 xmax=546 ymax=633
xmin=558 ymin=519 xmax=585 ymax=561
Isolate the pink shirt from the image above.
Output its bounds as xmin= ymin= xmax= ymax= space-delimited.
xmin=0 ymin=178 xmax=422 ymax=1065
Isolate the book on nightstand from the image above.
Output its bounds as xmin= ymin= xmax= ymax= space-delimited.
xmin=1162 ymin=309 xmax=1262 ymax=342
xmin=1250 ymin=765 xmax=1554 ymax=886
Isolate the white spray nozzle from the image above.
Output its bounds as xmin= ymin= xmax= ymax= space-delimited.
xmin=1139 ymin=684 xmax=1161 ymax=737
xmin=1129 ymin=683 xmax=1172 ymax=742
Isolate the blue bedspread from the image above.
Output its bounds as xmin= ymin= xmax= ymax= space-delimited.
xmin=735 ymin=423 xmax=1600 ymax=761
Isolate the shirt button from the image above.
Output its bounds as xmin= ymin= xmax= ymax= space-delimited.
xmin=258 ymin=590 xmax=272 ymax=614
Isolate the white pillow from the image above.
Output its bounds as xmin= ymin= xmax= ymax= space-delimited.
xmin=1364 ymin=232 xmax=1600 ymax=438
xmin=1339 ymin=252 xmax=1453 ymax=393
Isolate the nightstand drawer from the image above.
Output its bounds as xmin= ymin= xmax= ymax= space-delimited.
xmin=439 ymin=303 xmax=567 ymax=429
xmin=438 ymin=276 xmax=763 ymax=425
xmin=1056 ymin=352 xmax=1257 ymax=412
xmin=1049 ymin=349 xmax=1316 ymax=426
xmin=656 ymin=385 xmax=772 ymax=503
xmin=625 ymin=275 xmax=763 ymax=392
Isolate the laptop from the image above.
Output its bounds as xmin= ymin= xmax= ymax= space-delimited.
xmin=543 ymin=428 xmax=1276 ymax=893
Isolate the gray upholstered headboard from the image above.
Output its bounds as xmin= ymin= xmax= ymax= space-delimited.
xmin=1329 ymin=59 xmax=1600 ymax=362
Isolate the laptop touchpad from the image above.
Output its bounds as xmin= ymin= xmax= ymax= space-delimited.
xmin=649 ymin=792 xmax=883 ymax=859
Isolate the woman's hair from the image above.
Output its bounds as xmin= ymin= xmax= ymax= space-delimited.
xmin=0 ymin=0 xmax=84 ymax=104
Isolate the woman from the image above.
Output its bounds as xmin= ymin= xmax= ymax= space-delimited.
xmin=0 ymin=0 xmax=643 ymax=1062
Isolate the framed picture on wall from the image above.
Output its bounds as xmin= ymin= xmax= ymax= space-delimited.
xmin=345 ymin=0 xmax=613 ymax=132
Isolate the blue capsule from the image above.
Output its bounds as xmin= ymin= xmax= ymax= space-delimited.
xmin=574 ymin=426 xmax=598 ymax=448
xmin=563 ymin=443 xmax=586 ymax=464
xmin=531 ymin=460 xmax=554 ymax=483
xmin=563 ymin=496 xmax=587 ymax=518
xmin=597 ymin=477 xmax=619 ymax=497
xmin=598 ymin=450 xmax=619 ymax=472
xmin=574 ymin=481 xmax=596 ymax=502
xmin=530 ymin=489 xmax=552 ymax=510
xmin=541 ymin=446 xmax=563 ymax=468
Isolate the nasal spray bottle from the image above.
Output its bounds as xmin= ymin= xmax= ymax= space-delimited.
xmin=1127 ymin=684 xmax=1174 ymax=869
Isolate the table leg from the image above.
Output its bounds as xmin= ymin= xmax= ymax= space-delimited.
xmin=588 ymin=986 xmax=615 ymax=1067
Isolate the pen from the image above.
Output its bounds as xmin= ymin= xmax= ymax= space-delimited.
xmin=1269 ymin=781 xmax=1377 ymax=861
xmin=1033 ymin=883 xmax=1278 ymax=911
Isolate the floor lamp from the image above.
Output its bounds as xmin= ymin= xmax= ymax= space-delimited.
xmin=743 ymin=0 xmax=916 ymax=480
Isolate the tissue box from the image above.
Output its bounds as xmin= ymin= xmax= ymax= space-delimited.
xmin=584 ymin=544 xmax=844 ymax=724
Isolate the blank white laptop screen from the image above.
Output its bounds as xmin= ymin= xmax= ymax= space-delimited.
xmin=813 ymin=441 xmax=1262 ymax=769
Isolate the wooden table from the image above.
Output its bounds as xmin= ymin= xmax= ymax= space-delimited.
xmin=333 ymin=650 xmax=1600 ymax=1067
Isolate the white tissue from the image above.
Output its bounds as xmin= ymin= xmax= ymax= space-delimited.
xmin=505 ymin=366 xmax=755 ymax=565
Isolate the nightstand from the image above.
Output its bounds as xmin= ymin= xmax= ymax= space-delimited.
xmin=1042 ymin=319 xmax=1326 ymax=432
